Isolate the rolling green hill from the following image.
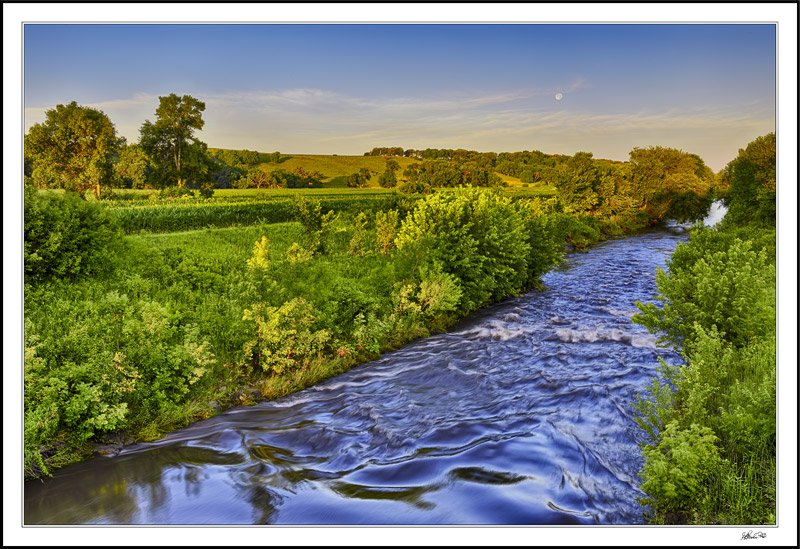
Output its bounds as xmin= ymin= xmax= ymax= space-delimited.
xmin=208 ymin=149 xmax=527 ymax=188
xmin=208 ymin=150 xmax=423 ymax=187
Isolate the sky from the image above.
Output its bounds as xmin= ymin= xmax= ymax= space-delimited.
xmin=22 ymin=22 xmax=777 ymax=172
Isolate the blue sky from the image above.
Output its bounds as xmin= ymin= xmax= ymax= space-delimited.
xmin=23 ymin=23 xmax=776 ymax=171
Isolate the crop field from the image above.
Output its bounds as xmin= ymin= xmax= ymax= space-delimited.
xmin=109 ymin=193 xmax=417 ymax=234
xmin=89 ymin=183 xmax=554 ymax=234
xmin=99 ymin=187 xmax=399 ymax=206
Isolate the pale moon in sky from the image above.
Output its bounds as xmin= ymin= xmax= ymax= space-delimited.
xmin=555 ymin=92 xmax=563 ymax=101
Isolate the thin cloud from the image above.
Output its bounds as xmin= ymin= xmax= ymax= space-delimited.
xmin=24 ymin=87 xmax=774 ymax=170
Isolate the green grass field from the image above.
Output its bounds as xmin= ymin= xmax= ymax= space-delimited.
xmin=252 ymin=154 xmax=420 ymax=187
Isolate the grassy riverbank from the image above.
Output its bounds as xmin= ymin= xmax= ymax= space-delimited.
xmin=632 ymin=223 xmax=776 ymax=524
xmin=21 ymin=181 xmax=707 ymax=480
xmin=27 ymin=187 xmax=604 ymax=479
xmin=631 ymin=134 xmax=777 ymax=525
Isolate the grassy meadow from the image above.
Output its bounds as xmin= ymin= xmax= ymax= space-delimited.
xmin=24 ymin=186 xmax=573 ymax=479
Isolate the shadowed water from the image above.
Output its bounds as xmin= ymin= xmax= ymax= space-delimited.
xmin=25 ymin=208 xmax=724 ymax=525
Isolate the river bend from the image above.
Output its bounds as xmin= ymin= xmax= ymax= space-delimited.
xmin=25 ymin=213 xmax=721 ymax=525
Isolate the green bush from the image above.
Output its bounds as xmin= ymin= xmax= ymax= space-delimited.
xmin=632 ymin=221 xmax=776 ymax=524
xmin=639 ymin=421 xmax=721 ymax=516
xmin=23 ymin=285 xmax=215 ymax=476
xmin=24 ymin=187 xmax=121 ymax=284
xmin=243 ymin=297 xmax=330 ymax=375
xmin=293 ymin=196 xmax=336 ymax=254
xmin=347 ymin=212 xmax=369 ymax=255
xmin=397 ymin=178 xmax=432 ymax=195
xmin=396 ymin=187 xmax=541 ymax=313
xmin=515 ymin=203 xmax=564 ymax=286
xmin=667 ymin=224 xmax=776 ymax=272
xmin=634 ymin=238 xmax=775 ymax=355
xmin=402 ymin=261 xmax=463 ymax=320
xmin=375 ymin=209 xmax=399 ymax=255
xmin=722 ymin=133 xmax=775 ymax=227
xmin=543 ymin=211 xmax=604 ymax=250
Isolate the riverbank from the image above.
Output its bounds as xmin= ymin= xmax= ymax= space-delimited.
xmin=632 ymin=220 xmax=776 ymax=524
xmin=24 ymin=221 xmax=696 ymax=525
xmin=23 ymin=188 xmax=691 ymax=480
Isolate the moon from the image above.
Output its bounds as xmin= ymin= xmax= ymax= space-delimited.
xmin=555 ymin=92 xmax=563 ymax=101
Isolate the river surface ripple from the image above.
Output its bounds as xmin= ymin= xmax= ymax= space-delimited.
xmin=24 ymin=223 xmax=702 ymax=525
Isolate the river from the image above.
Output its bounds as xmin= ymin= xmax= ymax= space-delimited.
xmin=23 ymin=204 xmax=727 ymax=525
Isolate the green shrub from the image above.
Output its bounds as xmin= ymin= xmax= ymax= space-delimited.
xmin=23 ymin=285 xmax=215 ymax=476
xmin=292 ymin=196 xmax=336 ymax=254
xmin=639 ymin=421 xmax=721 ymax=516
xmin=242 ymin=297 xmax=330 ymax=375
xmin=198 ymin=182 xmax=216 ymax=199
xmin=634 ymin=238 xmax=775 ymax=354
xmin=396 ymin=187 xmax=532 ymax=313
xmin=668 ymin=224 xmax=776 ymax=273
xmin=722 ymin=133 xmax=775 ymax=227
xmin=515 ymin=202 xmax=564 ymax=286
xmin=396 ymin=261 xmax=463 ymax=322
xmin=375 ymin=209 xmax=399 ymax=255
xmin=24 ymin=187 xmax=121 ymax=284
xmin=632 ymin=221 xmax=776 ymax=524
xmin=543 ymin=212 xmax=604 ymax=250
xmin=347 ymin=212 xmax=369 ymax=255
xmin=397 ymin=178 xmax=432 ymax=195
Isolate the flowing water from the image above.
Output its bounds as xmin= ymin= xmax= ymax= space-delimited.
xmin=23 ymin=205 xmax=726 ymax=525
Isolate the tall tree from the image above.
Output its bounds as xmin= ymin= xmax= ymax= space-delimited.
xmin=245 ymin=165 xmax=270 ymax=189
xmin=25 ymin=101 xmax=123 ymax=198
xmin=139 ymin=94 xmax=210 ymax=188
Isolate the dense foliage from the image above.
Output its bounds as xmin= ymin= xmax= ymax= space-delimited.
xmin=25 ymin=101 xmax=123 ymax=199
xmin=24 ymin=187 xmax=121 ymax=284
xmin=632 ymin=133 xmax=776 ymax=524
xmin=720 ymin=132 xmax=776 ymax=227
xmin=23 ymin=94 xmax=734 ymax=486
xmin=139 ymin=94 xmax=214 ymax=190
xmin=24 ymin=189 xmax=570 ymax=478
xmin=396 ymin=187 xmax=562 ymax=313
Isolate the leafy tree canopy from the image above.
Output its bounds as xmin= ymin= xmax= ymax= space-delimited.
xmin=139 ymin=94 xmax=212 ymax=188
xmin=25 ymin=101 xmax=123 ymax=198
xmin=721 ymin=133 xmax=776 ymax=227
xmin=113 ymin=144 xmax=150 ymax=189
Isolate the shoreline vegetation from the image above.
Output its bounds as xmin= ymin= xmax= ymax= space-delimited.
xmin=23 ymin=96 xmax=776 ymax=525
xmin=23 ymin=186 xmax=616 ymax=478
xmin=631 ymin=132 xmax=777 ymax=525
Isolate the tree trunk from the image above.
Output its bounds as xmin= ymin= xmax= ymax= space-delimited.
xmin=175 ymin=139 xmax=182 ymax=187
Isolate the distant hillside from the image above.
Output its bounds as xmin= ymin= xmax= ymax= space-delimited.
xmin=207 ymin=150 xmax=422 ymax=187
xmin=208 ymin=149 xmax=528 ymax=188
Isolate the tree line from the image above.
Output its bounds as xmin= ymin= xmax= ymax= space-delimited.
xmin=25 ymin=96 xmax=736 ymax=227
xmin=26 ymin=95 xmax=213 ymax=198
xmin=24 ymin=95 xmax=296 ymax=199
